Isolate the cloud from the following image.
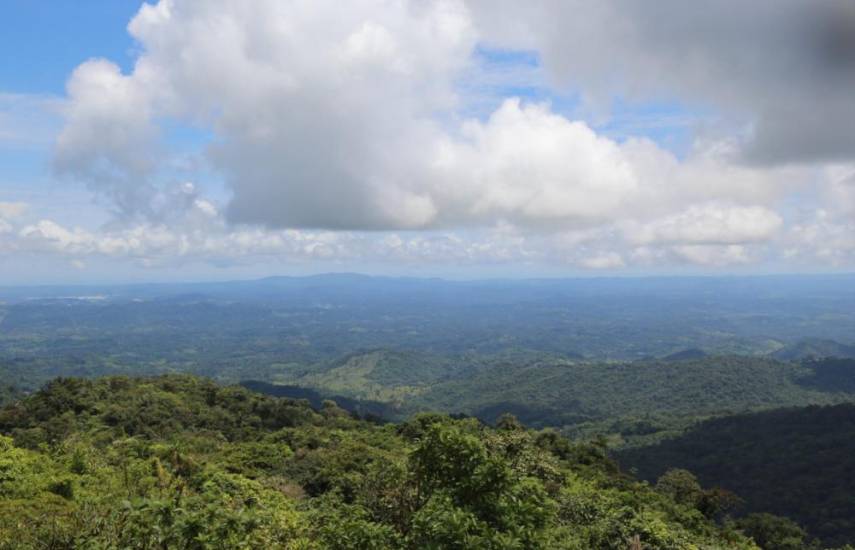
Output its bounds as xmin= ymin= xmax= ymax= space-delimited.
xmin=579 ymin=252 xmax=625 ymax=270
xmin=469 ymin=0 xmax=855 ymax=164
xmin=786 ymin=209 xmax=855 ymax=266
xmin=432 ymin=99 xmax=639 ymax=227
xmin=626 ymin=203 xmax=783 ymax=246
xmin=31 ymin=0 xmax=855 ymax=275
xmin=823 ymin=165 xmax=855 ymax=217
xmin=0 ymin=202 xmax=27 ymax=236
xmin=53 ymin=58 xmax=160 ymax=216
xmin=671 ymin=245 xmax=752 ymax=267
xmin=0 ymin=199 xmax=848 ymax=272
xmin=128 ymin=0 xmax=475 ymax=230
xmin=52 ymin=0 xmax=801 ymax=234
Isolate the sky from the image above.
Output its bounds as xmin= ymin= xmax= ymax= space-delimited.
xmin=1 ymin=0 xmax=855 ymax=284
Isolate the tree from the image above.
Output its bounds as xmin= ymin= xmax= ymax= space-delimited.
xmin=736 ymin=513 xmax=809 ymax=550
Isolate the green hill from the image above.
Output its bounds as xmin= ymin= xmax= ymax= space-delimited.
xmin=0 ymin=374 xmax=765 ymax=549
xmin=295 ymin=349 xmax=460 ymax=404
xmin=409 ymin=356 xmax=853 ymax=430
xmin=244 ymin=353 xmax=855 ymax=448
xmin=771 ymin=339 xmax=855 ymax=361
xmin=618 ymin=403 xmax=855 ymax=547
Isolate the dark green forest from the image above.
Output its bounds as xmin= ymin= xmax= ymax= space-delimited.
xmin=618 ymin=402 xmax=855 ymax=547
xmin=0 ymin=374 xmax=780 ymax=549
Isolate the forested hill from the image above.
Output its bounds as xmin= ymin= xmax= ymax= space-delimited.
xmin=241 ymin=353 xmax=855 ymax=446
xmin=618 ymin=403 xmax=855 ymax=547
xmin=0 ymin=374 xmax=777 ymax=549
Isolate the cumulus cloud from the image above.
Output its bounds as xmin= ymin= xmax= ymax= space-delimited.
xmin=823 ymin=165 xmax=855 ymax=217
xmin=626 ymin=204 xmax=783 ymax=246
xmin=432 ymin=99 xmax=639 ymax=227
xmin=671 ymin=245 xmax=752 ymax=267
xmin=52 ymin=0 xmax=799 ymax=235
xmin=127 ymin=0 xmax=475 ymax=230
xmin=0 ymin=202 xmax=27 ymax=236
xmin=32 ymin=0 xmax=855 ymax=274
xmin=469 ymin=0 xmax=855 ymax=164
xmin=786 ymin=209 xmax=855 ymax=266
xmin=0 ymin=201 xmax=847 ymax=272
xmin=54 ymin=59 xmax=160 ymax=216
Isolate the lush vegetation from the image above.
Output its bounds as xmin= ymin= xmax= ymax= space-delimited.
xmin=0 ymin=374 xmax=780 ymax=549
xmin=797 ymin=358 xmax=855 ymax=393
xmin=245 ymin=352 xmax=855 ymax=449
xmin=3 ymin=277 xmax=855 ymax=547
xmin=4 ymin=275 xmax=855 ymax=398
xmin=772 ymin=340 xmax=855 ymax=362
xmin=409 ymin=356 xmax=848 ymax=426
xmin=618 ymin=402 xmax=855 ymax=547
xmin=4 ymin=276 xmax=855 ymax=424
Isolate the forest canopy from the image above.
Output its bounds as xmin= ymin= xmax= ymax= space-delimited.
xmin=0 ymin=374 xmax=782 ymax=550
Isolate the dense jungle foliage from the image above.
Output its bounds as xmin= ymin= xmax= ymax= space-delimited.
xmin=618 ymin=402 xmax=855 ymax=548
xmin=0 ymin=374 xmax=803 ymax=550
xmin=244 ymin=353 xmax=855 ymax=450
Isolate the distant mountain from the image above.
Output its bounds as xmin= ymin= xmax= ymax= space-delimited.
xmin=662 ymin=348 xmax=708 ymax=361
xmin=618 ymin=403 xmax=855 ymax=547
xmin=5 ymin=273 xmax=855 ymax=361
xmin=772 ymin=338 xmax=855 ymax=361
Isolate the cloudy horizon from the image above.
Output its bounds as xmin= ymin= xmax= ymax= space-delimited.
xmin=2 ymin=0 xmax=855 ymax=284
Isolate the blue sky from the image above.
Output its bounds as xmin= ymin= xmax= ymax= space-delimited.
xmin=1 ymin=1 xmax=853 ymax=284
xmin=0 ymin=1 xmax=142 ymax=240
xmin=0 ymin=1 xmax=140 ymax=94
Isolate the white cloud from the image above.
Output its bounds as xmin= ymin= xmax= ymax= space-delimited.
xmin=626 ymin=203 xmax=783 ymax=246
xmin=53 ymin=0 xmax=799 ymax=236
xmin=0 ymin=201 xmax=849 ymax=272
xmin=671 ymin=244 xmax=752 ymax=267
xmin=16 ymin=0 xmax=855 ymax=275
xmin=579 ymin=252 xmax=625 ymax=270
xmin=0 ymin=202 xmax=27 ymax=237
xmin=53 ymin=58 xmax=161 ymax=216
xmin=18 ymin=220 xmax=95 ymax=255
xmin=823 ymin=165 xmax=855 ymax=217
xmin=128 ymin=0 xmax=475 ymax=230
xmin=786 ymin=209 xmax=855 ymax=266
xmin=468 ymin=0 xmax=855 ymax=164
xmin=432 ymin=99 xmax=638 ymax=227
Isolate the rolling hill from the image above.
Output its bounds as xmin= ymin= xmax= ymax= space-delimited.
xmin=618 ymin=403 xmax=855 ymax=547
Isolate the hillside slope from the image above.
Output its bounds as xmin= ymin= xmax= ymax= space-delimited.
xmin=618 ymin=404 xmax=855 ymax=547
xmin=245 ymin=353 xmax=855 ymax=449
xmin=0 ymin=374 xmax=762 ymax=549
xmin=772 ymin=339 xmax=855 ymax=361
xmin=410 ymin=356 xmax=851 ymax=427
